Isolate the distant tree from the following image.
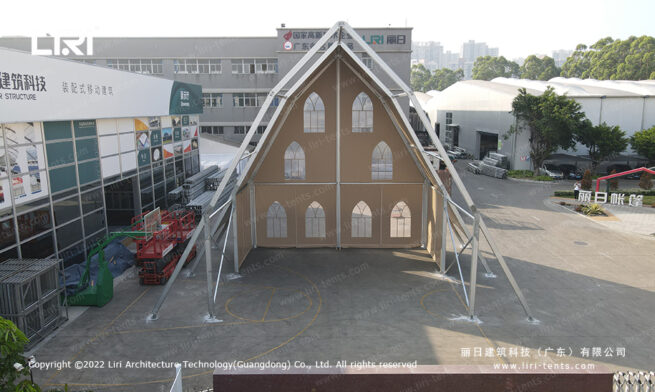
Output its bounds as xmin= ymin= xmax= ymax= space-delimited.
xmin=520 ymin=55 xmax=561 ymax=80
xmin=639 ymin=172 xmax=653 ymax=190
xmin=411 ymin=63 xmax=432 ymax=92
xmin=472 ymin=56 xmax=520 ymax=80
xmin=561 ymin=36 xmax=655 ymax=80
xmin=575 ymin=122 xmax=629 ymax=173
xmin=430 ymin=68 xmax=464 ymax=91
xmin=609 ymin=169 xmax=619 ymax=190
xmin=507 ymin=87 xmax=588 ymax=171
xmin=631 ymin=126 xmax=655 ymax=164
xmin=581 ymin=169 xmax=592 ymax=191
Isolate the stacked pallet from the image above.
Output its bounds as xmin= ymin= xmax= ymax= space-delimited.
xmin=0 ymin=259 xmax=67 ymax=349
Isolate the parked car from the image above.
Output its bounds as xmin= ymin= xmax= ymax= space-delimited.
xmin=557 ymin=164 xmax=583 ymax=180
xmin=539 ymin=164 xmax=564 ymax=179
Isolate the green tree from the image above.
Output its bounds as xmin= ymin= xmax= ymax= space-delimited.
xmin=472 ymin=56 xmax=520 ymax=80
xmin=430 ymin=68 xmax=464 ymax=91
xmin=561 ymin=36 xmax=655 ymax=80
xmin=1 ymin=317 xmax=40 ymax=392
xmin=609 ymin=169 xmax=619 ymax=190
xmin=581 ymin=169 xmax=592 ymax=191
xmin=575 ymin=122 xmax=628 ymax=173
xmin=520 ymin=55 xmax=561 ymax=80
xmin=507 ymin=87 xmax=588 ymax=170
xmin=410 ymin=63 xmax=433 ymax=92
xmin=639 ymin=172 xmax=653 ymax=190
xmin=631 ymin=126 xmax=655 ymax=164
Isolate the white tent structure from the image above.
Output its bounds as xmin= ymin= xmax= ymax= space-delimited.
xmin=426 ymin=77 xmax=655 ymax=170
xmin=146 ymin=22 xmax=534 ymax=324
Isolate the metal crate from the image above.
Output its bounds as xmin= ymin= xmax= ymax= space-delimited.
xmin=0 ymin=258 xmax=67 ymax=349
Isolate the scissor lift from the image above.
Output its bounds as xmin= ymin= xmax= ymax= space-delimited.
xmin=131 ymin=209 xmax=197 ymax=285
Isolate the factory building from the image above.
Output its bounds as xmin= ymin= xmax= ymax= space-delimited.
xmin=0 ymin=48 xmax=202 ymax=265
xmin=419 ymin=77 xmax=655 ymax=170
xmin=0 ymin=27 xmax=412 ymax=145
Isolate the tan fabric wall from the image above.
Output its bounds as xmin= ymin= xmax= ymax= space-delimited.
xmin=235 ymin=51 xmax=441 ymax=252
xmin=254 ymin=62 xmax=337 ymax=184
xmin=254 ymin=184 xmax=337 ymax=248
xmin=339 ymin=62 xmax=423 ymax=184
xmin=427 ymin=186 xmax=445 ymax=261
xmin=341 ymin=184 xmax=422 ymax=248
xmin=235 ymin=185 xmax=252 ymax=267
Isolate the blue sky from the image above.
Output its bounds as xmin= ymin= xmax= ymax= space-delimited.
xmin=3 ymin=0 xmax=654 ymax=58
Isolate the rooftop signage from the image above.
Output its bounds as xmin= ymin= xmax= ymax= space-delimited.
xmin=0 ymin=48 xmax=202 ymax=123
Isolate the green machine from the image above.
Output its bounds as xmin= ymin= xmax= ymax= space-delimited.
xmin=67 ymin=231 xmax=145 ymax=307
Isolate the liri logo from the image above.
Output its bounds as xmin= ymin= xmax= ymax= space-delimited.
xmin=31 ymin=36 xmax=93 ymax=56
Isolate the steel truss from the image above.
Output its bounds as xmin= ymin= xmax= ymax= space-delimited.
xmin=147 ymin=21 xmax=534 ymax=322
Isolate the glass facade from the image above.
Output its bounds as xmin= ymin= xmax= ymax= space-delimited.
xmin=0 ymin=115 xmax=201 ymax=265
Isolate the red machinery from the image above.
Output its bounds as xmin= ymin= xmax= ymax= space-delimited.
xmin=131 ymin=209 xmax=197 ymax=285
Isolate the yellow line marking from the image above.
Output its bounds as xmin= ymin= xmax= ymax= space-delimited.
xmin=44 ymin=265 xmax=323 ymax=389
xmin=419 ymin=289 xmax=451 ymax=319
xmin=225 ymin=287 xmax=313 ymax=323
xmin=45 ymin=287 xmax=151 ymax=384
xmin=261 ymin=287 xmax=276 ymax=321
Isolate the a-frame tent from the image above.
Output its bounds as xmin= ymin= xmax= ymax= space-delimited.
xmin=148 ymin=21 xmax=534 ymax=323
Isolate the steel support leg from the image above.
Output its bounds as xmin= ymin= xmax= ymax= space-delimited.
xmin=479 ymin=218 xmax=534 ymax=320
xmin=204 ymin=221 xmax=215 ymax=319
xmin=468 ymin=213 xmax=480 ymax=319
xmin=213 ymin=206 xmax=233 ymax=303
xmin=440 ymin=194 xmax=448 ymax=273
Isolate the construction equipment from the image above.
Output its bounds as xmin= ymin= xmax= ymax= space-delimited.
xmin=68 ymin=208 xmax=198 ymax=306
xmin=131 ymin=208 xmax=197 ymax=285
xmin=68 ymin=230 xmax=146 ymax=307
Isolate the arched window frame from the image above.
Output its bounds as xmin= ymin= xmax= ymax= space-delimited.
xmin=303 ymin=92 xmax=325 ymax=133
xmin=390 ymin=201 xmax=411 ymax=238
xmin=284 ymin=141 xmax=305 ymax=179
xmin=266 ymin=201 xmax=287 ymax=238
xmin=372 ymin=141 xmax=393 ymax=180
xmin=351 ymin=201 xmax=372 ymax=238
xmin=352 ymin=92 xmax=373 ymax=133
xmin=305 ymin=201 xmax=326 ymax=238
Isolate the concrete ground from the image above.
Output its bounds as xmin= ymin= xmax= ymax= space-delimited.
xmin=32 ymin=162 xmax=655 ymax=391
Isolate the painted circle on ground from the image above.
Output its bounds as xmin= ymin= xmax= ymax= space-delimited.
xmin=225 ymin=286 xmax=313 ymax=323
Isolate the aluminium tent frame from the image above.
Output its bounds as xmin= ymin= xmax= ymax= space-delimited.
xmin=148 ymin=21 xmax=534 ymax=322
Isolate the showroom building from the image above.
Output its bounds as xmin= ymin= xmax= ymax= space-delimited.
xmin=0 ymin=27 xmax=411 ymax=145
xmin=0 ymin=48 xmax=202 ymax=265
xmin=420 ymin=77 xmax=655 ymax=170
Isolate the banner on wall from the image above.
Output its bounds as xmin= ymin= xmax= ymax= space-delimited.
xmin=150 ymin=129 xmax=162 ymax=146
xmin=173 ymin=127 xmax=182 ymax=142
xmin=136 ymin=131 xmax=150 ymax=150
xmin=163 ymin=144 xmax=174 ymax=159
xmin=137 ymin=149 xmax=150 ymax=166
xmin=135 ymin=118 xmax=149 ymax=132
xmin=183 ymin=140 xmax=191 ymax=153
xmin=162 ymin=128 xmax=173 ymax=145
xmin=148 ymin=117 xmax=161 ymax=129
xmin=182 ymin=126 xmax=191 ymax=140
xmin=3 ymin=122 xmax=48 ymax=206
xmin=174 ymin=143 xmax=183 ymax=156
xmin=191 ymin=138 xmax=198 ymax=150
xmin=0 ymin=48 xmax=202 ymax=123
xmin=151 ymin=146 xmax=162 ymax=162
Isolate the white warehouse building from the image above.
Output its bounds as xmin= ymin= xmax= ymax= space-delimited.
xmin=419 ymin=77 xmax=655 ymax=171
